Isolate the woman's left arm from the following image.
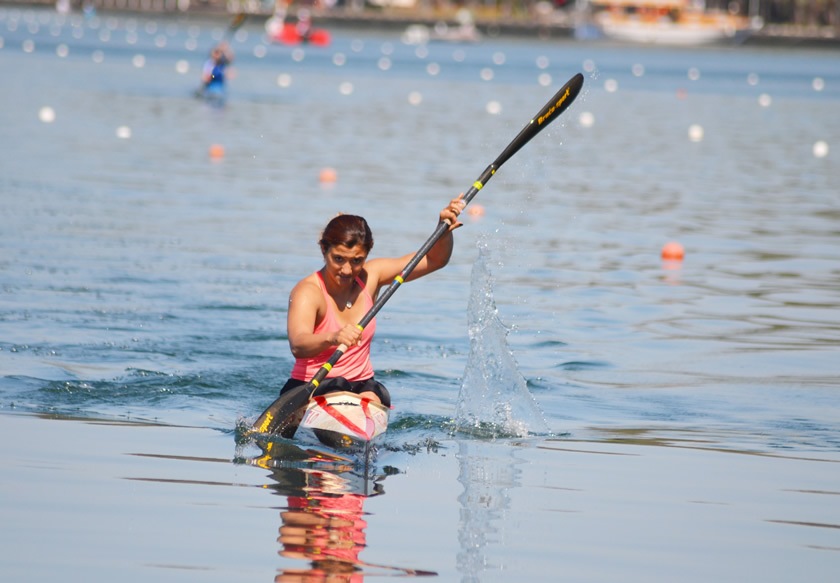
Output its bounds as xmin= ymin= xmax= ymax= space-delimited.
xmin=366 ymin=195 xmax=465 ymax=287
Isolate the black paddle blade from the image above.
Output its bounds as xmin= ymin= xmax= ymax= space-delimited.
xmin=251 ymin=385 xmax=310 ymax=437
xmin=494 ymin=72 xmax=584 ymax=169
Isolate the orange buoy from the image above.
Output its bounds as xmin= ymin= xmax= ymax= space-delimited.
xmin=209 ymin=144 xmax=225 ymax=160
xmin=319 ymin=167 xmax=338 ymax=183
xmin=467 ymin=203 xmax=485 ymax=218
xmin=661 ymin=241 xmax=685 ymax=261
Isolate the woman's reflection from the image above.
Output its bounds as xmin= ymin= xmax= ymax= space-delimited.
xmin=276 ymin=468 xmax=370 ymax=582
xmin=265 ymin=459 xmax=434 ymax=581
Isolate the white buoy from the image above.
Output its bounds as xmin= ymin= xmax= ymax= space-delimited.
xmin=688 ymin=124 xmax=704 ymax=142
xmin=813 ymin=141 xmax=829 ymax=158
xmin=39 ymin=106 xmax=56 ymax=123
xmin=579 ymin=111 xmax=595 ymax=128
xmin=116 ymin=126 xmax=132 ymax=139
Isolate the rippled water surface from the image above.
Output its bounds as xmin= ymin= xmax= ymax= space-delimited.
xmin=1 ymin=6 xmax=840 ymax=582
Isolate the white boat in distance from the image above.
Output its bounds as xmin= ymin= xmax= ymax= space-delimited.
xmin=590 ymin=0 xmax=756 ymax=45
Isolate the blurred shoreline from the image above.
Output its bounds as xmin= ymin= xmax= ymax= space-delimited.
xmin=3 ymin=0 xmax=840 ymax=49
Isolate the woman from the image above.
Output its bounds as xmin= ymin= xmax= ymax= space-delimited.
xmin=278 ymin=196 xmax=466 ymax=412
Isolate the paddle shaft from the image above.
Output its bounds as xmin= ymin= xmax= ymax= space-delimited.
xmin=252 ymin=72 xmax=584 ymax=435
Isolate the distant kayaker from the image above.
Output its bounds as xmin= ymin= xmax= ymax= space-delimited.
xmin=199 ymin=41 xmax=234 ymax=102
xmin=278 ymin=196 xmax=466 ymax=414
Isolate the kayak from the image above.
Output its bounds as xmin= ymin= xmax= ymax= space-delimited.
xmin=299 ymin=391 xmax=389 ymax=449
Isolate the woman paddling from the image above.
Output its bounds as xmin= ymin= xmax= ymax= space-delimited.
xmin=198 ymin=41 xmax=234 ymax=104
xmin=276 ymin=196 xmax=466 ymax=431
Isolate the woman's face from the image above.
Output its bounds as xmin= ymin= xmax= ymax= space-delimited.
xmin=323 ymin=243 xmax=367 ymax=286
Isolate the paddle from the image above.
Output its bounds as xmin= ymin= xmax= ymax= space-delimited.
xmin=252 ymin=72 xmax=585 ymax=437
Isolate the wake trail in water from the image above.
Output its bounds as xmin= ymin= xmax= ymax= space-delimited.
xmin=456 ymin=238 xmax=550 ymax=438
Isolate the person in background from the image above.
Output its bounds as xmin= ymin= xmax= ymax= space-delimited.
xmin=198 ymin=41 xmax=234 ymax=103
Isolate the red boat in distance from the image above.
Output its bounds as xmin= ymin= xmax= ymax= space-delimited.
xmin=266 ymin=9 xmax=331 ymax=46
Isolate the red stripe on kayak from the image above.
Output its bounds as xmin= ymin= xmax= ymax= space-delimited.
xmin=313 ymin=395 xmax=373 ymax=439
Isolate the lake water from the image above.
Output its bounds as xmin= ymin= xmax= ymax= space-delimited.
xmin=1 ymin=6 xmax=840 ymax=582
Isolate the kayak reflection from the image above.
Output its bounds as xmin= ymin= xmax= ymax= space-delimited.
xmin=276 ymin=469 xmax=371 ymax=582
xmin=252 ymin=442 xmax=436 ymax=580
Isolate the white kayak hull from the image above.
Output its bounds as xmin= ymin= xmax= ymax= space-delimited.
xmin=299 ymin=392 xmax=389 ymax=446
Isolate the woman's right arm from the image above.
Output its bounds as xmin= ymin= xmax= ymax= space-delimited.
xmin=287 ymin=280 xmax=334 ymax=359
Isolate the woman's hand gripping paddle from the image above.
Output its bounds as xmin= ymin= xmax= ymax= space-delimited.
xmin=251 ymin=73 xmax=585 ymax=438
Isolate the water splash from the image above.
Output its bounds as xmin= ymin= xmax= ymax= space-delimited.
xmin=455 ymin=239 xmax=550 ymax=438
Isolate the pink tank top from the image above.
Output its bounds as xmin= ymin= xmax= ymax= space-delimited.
xmin=291 ymin=272 xmax=376 ymax=382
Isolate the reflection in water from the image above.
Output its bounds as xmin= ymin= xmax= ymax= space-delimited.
xmin=456 ymin=440 xmax=520 ymax=582
xmin=274 ymin=467 xmax=373 ymax=583
xmin=247 ymin=442 xmax=436 ymax=580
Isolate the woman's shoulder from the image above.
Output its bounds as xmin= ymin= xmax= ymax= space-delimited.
xmin=290 ymin=272 xmax=324 ymax=300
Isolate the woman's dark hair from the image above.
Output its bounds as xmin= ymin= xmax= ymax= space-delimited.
xmin=319 ymin=214 xmax=374 ymax=254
